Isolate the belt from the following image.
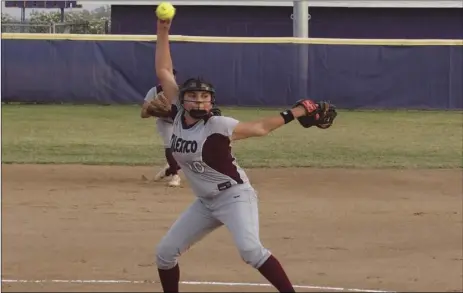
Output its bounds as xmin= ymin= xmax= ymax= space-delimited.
xmin=217 ymin=181 xmax=243 ymax=191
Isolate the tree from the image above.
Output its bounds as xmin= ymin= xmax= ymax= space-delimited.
xmin=27 ymin=5 xmax=110 ymax=34
xmin=2 ymin=13 xmax=16 ymax=22
xmin=1 ymin=13 xmax=22 ymax=32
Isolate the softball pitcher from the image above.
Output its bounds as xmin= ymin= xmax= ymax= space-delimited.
xmin=141 ymin=70 xmax=181 ymax=187
xmin=148 ymin=17 xmax=337 ymax=293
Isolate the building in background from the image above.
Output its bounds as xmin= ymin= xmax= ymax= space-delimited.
xmin=110 ymin=0 xmax=462 ymax=39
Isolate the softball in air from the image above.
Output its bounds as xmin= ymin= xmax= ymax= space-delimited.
xmin=156 ymin=2 xmax=176 ymax=20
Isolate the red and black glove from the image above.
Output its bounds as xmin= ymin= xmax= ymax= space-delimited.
xmin=292 ymin=99 xmax=338 ymax=129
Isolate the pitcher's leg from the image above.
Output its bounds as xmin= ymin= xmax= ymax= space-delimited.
xmin=213 ymin=191 xmax=295 ymax=292
xmin=156 ymin=199 xmax=222 ymax=292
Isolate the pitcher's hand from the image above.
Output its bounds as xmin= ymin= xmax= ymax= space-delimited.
xmin=157 ymin=19 xmax=172 ymax=32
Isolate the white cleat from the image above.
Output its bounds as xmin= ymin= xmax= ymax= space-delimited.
xmin=168 ymin=174 xmax=181 ymax=187
xmin=154 ymin=164 xmax=169 ymax=181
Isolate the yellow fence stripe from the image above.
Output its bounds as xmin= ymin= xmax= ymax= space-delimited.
xmin=2 ymin=33 xmax=462 ymax=46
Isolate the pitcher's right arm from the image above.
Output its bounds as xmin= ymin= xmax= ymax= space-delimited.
xmin=155 ymin=19 xmax=179 ymax=105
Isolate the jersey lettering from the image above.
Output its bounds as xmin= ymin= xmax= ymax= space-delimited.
xmin=171 ymin=134 xmax=198 ymax=154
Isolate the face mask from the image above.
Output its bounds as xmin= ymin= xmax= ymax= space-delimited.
xmin=188 ymin=109 xmax=209 ymax=119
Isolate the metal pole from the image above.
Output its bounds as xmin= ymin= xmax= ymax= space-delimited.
xmin=21 ymin=7 xmax=26 ymax=22
xmin=307 ymin=6 xmax=310 ymax=38
xmin=60 ymin=8 xmax=65 ymax=22
xmin=293 ymin=0 xmax=309 ymax=38
xmin=292 ymin=1 xmax=310 ymax=101
xmin=20 ymin=7 xmax=26 ymax=33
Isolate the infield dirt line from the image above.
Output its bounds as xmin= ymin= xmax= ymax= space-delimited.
xmin=1 ymin=278 xmax=395 ymax=293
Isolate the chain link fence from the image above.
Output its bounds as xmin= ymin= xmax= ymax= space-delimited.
xmin=1 ymin=20 xmax=110 ymax=34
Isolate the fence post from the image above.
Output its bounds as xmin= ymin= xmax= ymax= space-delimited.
xmin=104 ymin=20 xmax=110 ymax=34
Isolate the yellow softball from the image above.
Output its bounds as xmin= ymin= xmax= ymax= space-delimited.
xmin=156 ymin=2 xmax=176 ymax=20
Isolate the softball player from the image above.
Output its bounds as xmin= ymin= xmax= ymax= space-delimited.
xmin=141 ymin=70 xmax=181 ymax=187
xmin=150 ymin=17 xmax=336 ymax=293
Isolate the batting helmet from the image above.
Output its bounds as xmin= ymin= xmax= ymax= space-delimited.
xmin=179 ymin=77 xmax=216 ymax=119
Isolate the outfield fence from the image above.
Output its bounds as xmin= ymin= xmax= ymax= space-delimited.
xmin=1 ymin=22 xmax=96 ymax=34
xmin=1 ymin=33 xmax=462 ymax=109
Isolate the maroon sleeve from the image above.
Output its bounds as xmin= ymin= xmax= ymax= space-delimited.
xmin=169 ymin=104 xmax=179 ymax=120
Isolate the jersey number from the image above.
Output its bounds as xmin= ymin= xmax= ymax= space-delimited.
xmin=186 ymin=161 xmax=205 ymax=174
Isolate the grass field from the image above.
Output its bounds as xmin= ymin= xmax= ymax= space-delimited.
xmin=1 ymin=104 xmax=462 ymax=168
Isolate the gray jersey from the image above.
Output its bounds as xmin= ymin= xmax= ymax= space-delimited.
xmin=144 ymin=85 xmax=173 ymax=124
xmin=169 ymin=105 xmax=250 ymax=198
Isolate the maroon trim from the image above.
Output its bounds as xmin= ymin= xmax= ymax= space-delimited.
xmin=202 ymin=133 xmax=243 ymax=184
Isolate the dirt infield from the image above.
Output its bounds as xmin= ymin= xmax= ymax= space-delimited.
xmin=2 ymin=164 xmax=462 ymax=292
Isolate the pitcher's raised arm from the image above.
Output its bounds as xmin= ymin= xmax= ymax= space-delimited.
xmin=155 ymin=18 xmax=178 ymax=104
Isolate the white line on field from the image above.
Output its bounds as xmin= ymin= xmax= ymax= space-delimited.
xmin=1 ymin=279 xmax=394 ymax=292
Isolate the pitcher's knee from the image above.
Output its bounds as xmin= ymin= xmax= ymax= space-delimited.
xmin=155 ymin=239 xmax=180 ymax=270
xmin=239 ymin=245 xmax=271 ymax=269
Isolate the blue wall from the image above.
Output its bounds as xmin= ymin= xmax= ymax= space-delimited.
xmin=2 ymin=39 xmax=462 ymax=109
xmin=110 ymin=6 xmax=463 ymax=39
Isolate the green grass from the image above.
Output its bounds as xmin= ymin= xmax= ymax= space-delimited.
xmin=1 ymin=104 xmax=462 ymax=168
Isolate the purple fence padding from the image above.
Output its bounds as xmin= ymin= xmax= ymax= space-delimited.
xmin=1 ymin=39 xmax=462 ymax=109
